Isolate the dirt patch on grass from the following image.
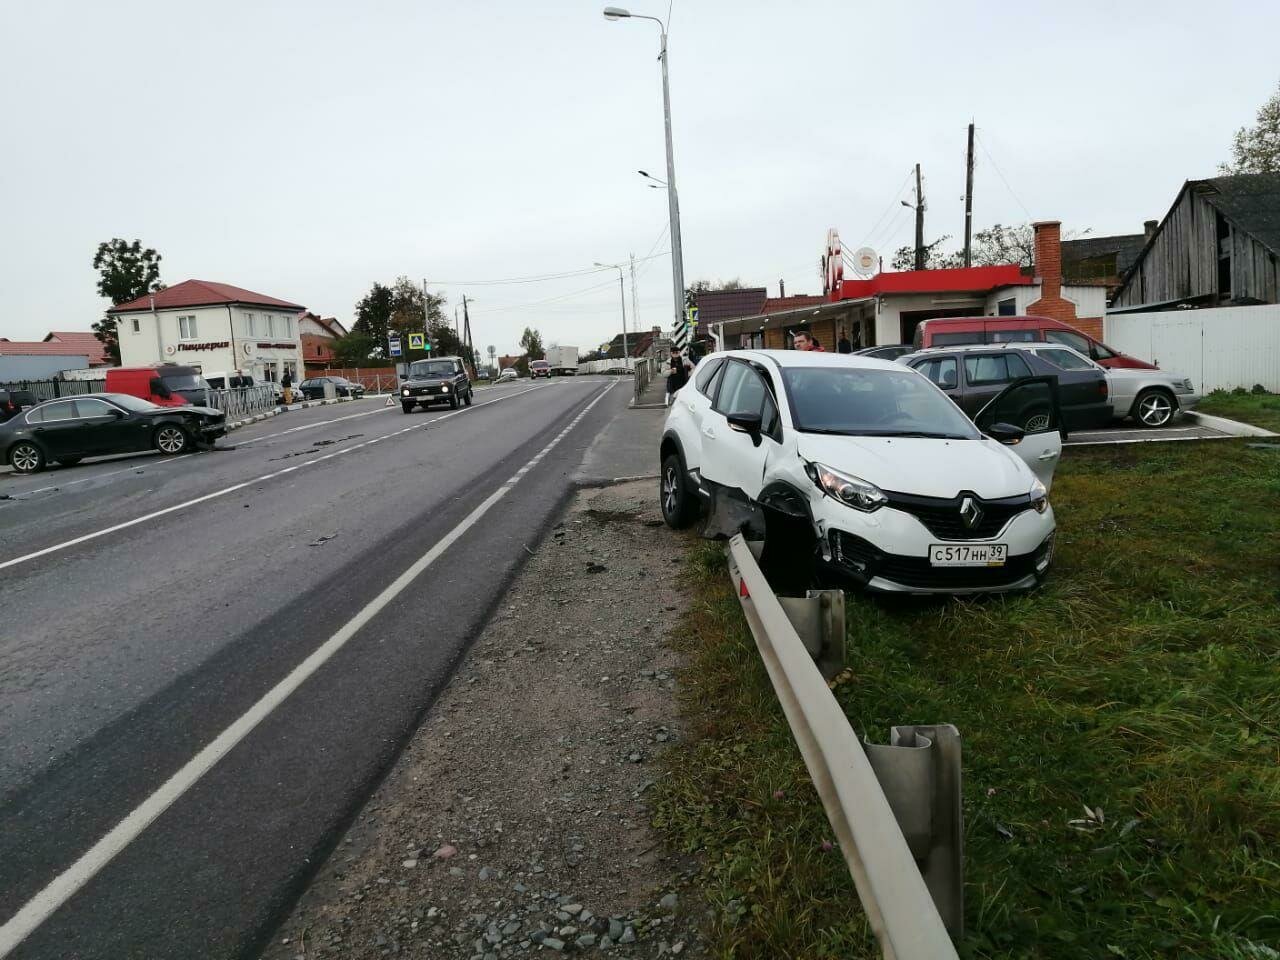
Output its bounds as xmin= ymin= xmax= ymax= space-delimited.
xmin=262 ymin=481 xmax=706 ymax=959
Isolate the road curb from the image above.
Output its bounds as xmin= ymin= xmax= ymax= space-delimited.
xmin=224 ymin=395 xmax=361 ymax=433
xmin=1183 ymin=409 xmax=1279 ymax=437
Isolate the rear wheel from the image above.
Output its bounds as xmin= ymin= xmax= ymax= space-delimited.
xmin=155 ymin=423 xmax=191 ymax=454
xmin=10 ymin=441 xmax=45 ymax=474
xmin=1024 ymin=408 xmax=1051 ymax=432
xmin=1134 ymin=388 xmax=1174 ymax=428
xmin=660 ymin=454 xmax=699 ymax=529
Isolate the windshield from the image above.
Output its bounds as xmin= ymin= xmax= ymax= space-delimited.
xmin=104 ymin=393 xmax=161 ymax=412
xmin=531 ymin=360 xmax=549 ymax=367
xmin=1038 ymin=347 xmax=1095 ymax=371
xmin=160 ymin=374 xmax=205 ymax=390
xmin=782 ymin=367 xmax=979 ymax=439
xmin=410 ymin=360 xmax=455 ymax=378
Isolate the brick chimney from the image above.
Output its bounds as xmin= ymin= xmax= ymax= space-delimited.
xmin=1144 ymin=219 xmax=1158 ymax=240
xmin=1026 ymin=220 xmax=1079 ymax=325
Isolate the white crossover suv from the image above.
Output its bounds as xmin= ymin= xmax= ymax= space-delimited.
xmin=659 ymin=350 xmax=1063 ymax=594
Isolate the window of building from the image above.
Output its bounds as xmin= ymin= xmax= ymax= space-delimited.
xmin=283 ymin=315 xmax=293 ymax=337
xmin=996 ymin=298 xmax=1017 ymax=316
xmin=131 ymin=318 xmax=141 ymax=333
xmin=245 ymin=313 xmax=258 ymax=337
xmin=178 ymin=315 xmax=198 ymax=339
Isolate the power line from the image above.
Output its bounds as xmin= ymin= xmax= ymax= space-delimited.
xmin=975 ymin=129 xmax=1033 ymax=221
xmin=471 ymin=277 xmax=630 ymax=316
xmin=857 ymin=167 xmax=916 ymax=251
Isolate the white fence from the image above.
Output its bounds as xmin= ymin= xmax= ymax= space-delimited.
xmin=577 ymin=358 xmax=639 ymax=375
xmin=1105 ymin=304 xmax=1280 ymax=393
xmin=205 ymin=385 xmax=280 ymax=420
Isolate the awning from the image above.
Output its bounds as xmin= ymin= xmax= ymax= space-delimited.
xmin=713 ymin=297 xmax=875 ymax=339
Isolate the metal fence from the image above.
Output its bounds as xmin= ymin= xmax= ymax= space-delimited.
xmin=312 ymin=368 xmax=399 ymax=394
xmin=205 ymin=385 xmax=281 ymax=421
xmin=0 ymin=378 xmax=106 ymax=401
xmin=726 ymin=534 xmax=962 ymax=959
xmin=632 ymin=356 xmax=659 ymax=403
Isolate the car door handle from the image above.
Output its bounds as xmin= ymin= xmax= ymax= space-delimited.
xmin=703 ymin=425 xmax=715 ymax=438
xmin=1038 ymin=450 xmax=1059 ymax=460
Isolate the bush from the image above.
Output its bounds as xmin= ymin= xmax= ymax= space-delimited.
xmin=1232 ymin=385 xmax=1248 ymax=395
xmin=1251 ymin=383 xmax=1269 ymax=394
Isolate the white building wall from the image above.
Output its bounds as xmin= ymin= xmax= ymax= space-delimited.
xmin=874 ymin=292 xmax=986 ymax=345
xmin=1104 ymin=304 xmax=1280 ymax=392
xmin=1063 ymin=285 xmax=1107 ymax=318
xmin=115 ymin=305 xmax=301 ymax=382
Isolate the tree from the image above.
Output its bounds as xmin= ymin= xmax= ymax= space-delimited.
xmin=890 ymin=235 xmax=961 ymax=271
xmin=352 ymin=281 xmax=395 ymax=358
xmin=520 ymin=327 xmax=545 ymax=360
xmin=684 ymin=277 xmax=744 ymax=311
xmin=330 ymin=332 xmax=378 ymax=366
xmin=890 ymin=224 xmax=1040 ymax=271
xmin=1221 ymin=80 xmax=1280 ymax=175
xmin=92 ymin=238 xmax=163 ymax=364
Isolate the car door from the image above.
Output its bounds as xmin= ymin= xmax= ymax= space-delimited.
xmin=974 ymin=376 xmax=1063 ymax=490
xmin=700 ymin=360 xmax=779 ymax=499
xmin=26 ymin=400 xmax=85 ymax=458
xmin=73 ymin=397 xmax=140 ymax=454
xmin=960 ymin=352 xmax=1033 ymax=418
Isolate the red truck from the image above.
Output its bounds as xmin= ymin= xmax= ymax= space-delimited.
xmin=104 ymin=365 xmax=212 ymax=406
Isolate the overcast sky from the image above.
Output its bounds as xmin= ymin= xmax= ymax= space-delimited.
xmin=3 ymin=0 xmax=1277 ymax=354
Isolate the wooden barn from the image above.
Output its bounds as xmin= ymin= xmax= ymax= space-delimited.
xmin=1111 ymin=173 xmax=1280 ymax=311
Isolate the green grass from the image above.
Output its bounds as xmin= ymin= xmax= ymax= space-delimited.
xmin=654 ymin=441 xmax=1280 ymax=959
xmin=1198 ymin=390 xmax=1280 ymax=433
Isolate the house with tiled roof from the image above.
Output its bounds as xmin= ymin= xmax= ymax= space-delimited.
xmin=108 ymin=279 xmax=307 ymax=383
xmin=297 ymin=312 xmax=348 ymax=372
xmin=42 ymin=331 xmax=112 ymax=366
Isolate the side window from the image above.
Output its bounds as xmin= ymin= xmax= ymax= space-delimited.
xmin=964 ymin=355 xmax=1016 ymax=385
xmin=1039 ymin=348 xmax=1093 ymax=371
xmin=73 ymin=398 xmax=115 ymax=418
xmin=39 ymin=400 xmax=78 ymax=421
xmin=714 ymin=361 xmax=767 ymax=417
xmin=932 ymin=331 xmax=982 ymax=347
xmin=25 ymin=405 xmax=45 ymax=423
xmin=1044 ymin=329 xmax=1090 ymax=354
xmin=694 ymin=357 xmax=724 ymax=396
xmin=989 ymin=328 xmax=1037 ymax=343
xmin=916 ymin=357 xmax=958 ymax=389
xmin=1004 ymin=353 xmax=1033 ymax=379
xmin=761 ymin=390 xmax=780 ymax=438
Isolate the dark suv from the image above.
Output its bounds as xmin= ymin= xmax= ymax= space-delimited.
xmin=400 ymin=356 xmax=473 ymax=413
xmin=0 ymin=388 xmax=37 ymax=424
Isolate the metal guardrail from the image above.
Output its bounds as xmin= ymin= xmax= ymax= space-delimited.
xmin=726 ymin=534 xmax=962 ymax=959
xmin=0 ymin=378 xmax=106 ymax=401
xmin=206 ymin=385 xmax=280 ymax=420
xmin=633 ymin=356 xmax=658 ymax=403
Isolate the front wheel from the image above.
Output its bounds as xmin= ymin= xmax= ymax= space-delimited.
xmin=154 ymin=423 xmax=191 ymax=455
xmin=10 ymin=441 xmax=45 ymax=474
xmin=463 ymin=389 xmax=473 ymax=407
xmin=449 ymin=394 xmax=459 ymax=409
xmin=1134 ymin=388 xmax=1174 ymax=428
xmin=660 ymin=454 xmax=699 ymax=529
xmin=402 ymin=402 xmax=415 ymax=414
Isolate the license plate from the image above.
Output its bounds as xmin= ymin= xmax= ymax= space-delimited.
xmin=929 ymin=543 xmax=1007 ymax=567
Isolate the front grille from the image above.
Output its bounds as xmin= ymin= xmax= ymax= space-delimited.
xmin=830 ymin=531 xmax=1050 ymax=590
xmin=884 ymin=490 xmax=1032 ymax=541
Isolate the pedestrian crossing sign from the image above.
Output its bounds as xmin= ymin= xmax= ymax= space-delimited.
xmin=408 ymin=333 xmax=425 ymax=350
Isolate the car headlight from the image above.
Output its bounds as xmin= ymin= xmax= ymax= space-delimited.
xmin=402 ymin=388 xmax=410 ymax=396
xmin=441 ymin=385 xmax=450 ymax=393
xmin=805 ymin=462 xmax=887 ymax=512
xmin=1030 ymin=477 xmax=1049 ymax=514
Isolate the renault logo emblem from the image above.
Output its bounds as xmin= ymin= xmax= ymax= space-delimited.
xmin=959 ymin=496 xmax=983 ymax=529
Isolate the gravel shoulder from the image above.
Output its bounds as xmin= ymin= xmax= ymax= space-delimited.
xmin=263 ymin=480 xmax=703 ymax=959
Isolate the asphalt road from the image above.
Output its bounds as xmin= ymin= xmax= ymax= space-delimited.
xmin=0 ymin=377 xmax=633 ymax=959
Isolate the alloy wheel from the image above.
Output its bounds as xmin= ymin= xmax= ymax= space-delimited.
xmin=1024 ymin=412 xmax=1050 ymax=432
xmin=157 ymin=426 xmax=187 ymax=453
xmin=662 ymin=466 xmax=678 ymax=516
xmin=11 ymin=443 xmax=41 ymax=472
xmin=1138 ymin=393 xmax=1172 ymax=427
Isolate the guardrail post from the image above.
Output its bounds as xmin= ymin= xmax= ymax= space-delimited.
xmin=863 ymin=724 xmax=964 ymax=937
xmin=777 ymin=590 xmax=845 ymax=681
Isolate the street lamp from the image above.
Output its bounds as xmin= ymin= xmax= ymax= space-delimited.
xmin=594 ymin=262 xmax=628 ymax=361
xmin=638 ymin=169 xmax=666 ymax=189
xmin=604 ymin=7 xmax=685 ymax=342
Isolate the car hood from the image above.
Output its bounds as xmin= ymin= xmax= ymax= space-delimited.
xmin=793 ymin=433 xmax=1035 ymax=499
xmin=405 ymin=377 xmax=452 ymax=387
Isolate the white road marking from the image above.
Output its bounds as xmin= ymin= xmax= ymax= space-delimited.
xmin=0 ymin=383 xmax=556 ymax=572
xmin=234 ymin=404 xmax=395 ymax=444
xmin=0 ymin=380 xmax=614 ymax=957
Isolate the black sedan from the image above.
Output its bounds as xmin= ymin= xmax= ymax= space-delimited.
xmin=0 ymin=393 xmax=226 ymax=474
xmin=297 ymin=376 xmax=365 ymax=400
xmin=901 ymin=344 xmax=1112 ymax=431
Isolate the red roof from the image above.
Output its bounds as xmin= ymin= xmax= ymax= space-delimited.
xmin=108 ymin=279 xmax=305 ymax=314
xmin=0 ymin=341 xmax=94 ymax=358
xmin=44 ymin=331 xmax=110 ymax=366
xmin=833 ymin=264 xmax=1032 ymax=301
xmin=301 ymin=333 xmax=337 ymax=362
xmin=761 ymin=294 xmax=825 ymax=315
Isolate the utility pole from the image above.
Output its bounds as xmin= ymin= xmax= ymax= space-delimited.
xmin=913 ymin=163 xmax=926 ymax=271
xmin=963 ymin=123 xmax=975 ymax=268
xmin=629 ymin=252 xmax=639 ymax=343
xmin=462 ymin=295 xmax=475 ymax=374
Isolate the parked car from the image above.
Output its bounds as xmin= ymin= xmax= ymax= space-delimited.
xmin=1 ymin=393 xmax=227 ymax=474
xmin=998 ymin=341 xmax=1200 ymax=428
xmin=399 ymin=356 xmax=473 ymax=412
xmin=203 ymin=371 xmax=256 ymax=390
xmin=497 ymin=368 xmax=519 ymax=383
xmin=298 ymin=376 xmax=366 ymax=400
xmin=530 ymin=360 xmax=552 ymax=379
xmin=900 ymin=343 xmax=1111 ymax=431
xmin=0 ymin=388 xmax=36 ymax=424
xmin=854 ymin=344 xmax=914 ymax=362
xmin=105 ymin=365 xmax=212 ymax=407
xmin=912 ymin=316 xmax=1156 ymax=369
xmin=659 ymin=350 xmax=1061 ymax=594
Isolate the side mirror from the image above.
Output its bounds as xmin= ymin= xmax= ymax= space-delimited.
xmin=987 ymin=422 xmax=1025 ymax=445
xmin=727 ymin=411 xmax=764 ymax=446
xmin=399 ymin=374 xmax=408 ymax=381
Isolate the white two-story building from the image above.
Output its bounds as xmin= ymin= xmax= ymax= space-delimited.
xmin=109 ymin=280 xmax=306 ymax=384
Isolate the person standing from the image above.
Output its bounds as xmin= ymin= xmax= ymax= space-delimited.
xmin=665 ymin=347 xmax=689 ymax=406
xmin=281 ymin=368 xmax=293 ymax=405
xmin=837 ymin=328 xmax=853 ymax=354
xmin=792 ymin=327 xmax=825 ymax=352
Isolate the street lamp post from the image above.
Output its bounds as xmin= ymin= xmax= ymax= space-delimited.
xmin=603 ymin=6 xmax=685 ymax=341
xmin=594 ymin=262 xmax=628 ymax=361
